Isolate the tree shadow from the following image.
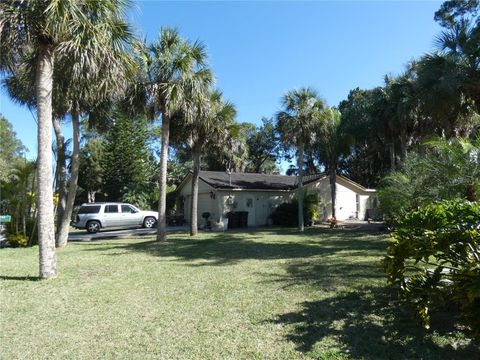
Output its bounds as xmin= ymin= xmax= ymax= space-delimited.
xmin=80 ymin=228 xmax=387 ymax=266
xmin=0 ymin=275 xmax=39 ymax=281
xmin=261 ymin=260 xmax=385 ymax=291
xmin=270 ymin=286 xmax=479 ymax=359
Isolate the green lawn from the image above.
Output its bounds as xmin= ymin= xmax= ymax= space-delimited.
xmin=1 ymin=228 xmax=478 ymax=359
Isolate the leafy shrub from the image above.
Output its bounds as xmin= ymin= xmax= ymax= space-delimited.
xmin=382 ymin=199 xmax=480 ymax=337
xmin=378 ymin=135 xmax=480 ymax=223
xmin=7 ymin=232 xmax=28 ymax=247
xmin=270 ymin=193 xmax=321 ymax=227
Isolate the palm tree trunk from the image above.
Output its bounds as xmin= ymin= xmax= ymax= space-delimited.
xmin=190 ymin=148 xmax=201 ymax=236
xmin=28 ymin=208 xmax=38 ymax=247
xmin=52 ymin=117 xmax=67 ymax=234
xmin=330 ymin=167 xmax=337 ymax=218
xmin=157 ymin=111 xmax=170 ymax=242
xmin=22 ymin=172 xmax=27 ymax=236
xmin=400 ymin=129 xmax=408 ymax=160
xmin=27 ymin=164 xmax=36 ymax=230
xmin=36 ymin=43 xmax=57 ymax=279
xmin=389 ymin=142 xmax=396 ymax=170
xmin=56 ymin=109 xmax=80 ymax=248
xmin=297 ymin=144 xmax=305 ymax=232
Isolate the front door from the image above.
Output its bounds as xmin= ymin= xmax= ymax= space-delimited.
xmin=255 ymin=196 xmax=268 ymax=226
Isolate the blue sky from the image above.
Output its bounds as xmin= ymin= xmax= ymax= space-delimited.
xmin=0 ymin=0 xmax=442 ymax=167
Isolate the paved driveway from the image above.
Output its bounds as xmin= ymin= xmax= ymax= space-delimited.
xmin=69 ymin=226 xmax=188 ymax=241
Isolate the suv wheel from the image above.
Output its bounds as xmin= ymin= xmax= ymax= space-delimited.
xmin=143 ymin=217 xmax=157 ymax=229
xmin=86 ymin=220 xmax=101 ymax=234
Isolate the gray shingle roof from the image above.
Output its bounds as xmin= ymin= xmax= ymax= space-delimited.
xmin=197 ymin=171 xmax=326 ymax=190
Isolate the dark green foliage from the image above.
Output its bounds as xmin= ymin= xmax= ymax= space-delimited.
xmin=270 ymin=193 xmax=321 ymax=227
xmin=434 ymin=0 xmax=479 ymax=27
xmin=0 ymin=116 xmax=26 ymax=183
xmin=77 ymin=138 xmax=106 ymax=203
xmin=244 ymin=118 xmax=280 ymax=173
xmin=382 ymin=199 xmax=480 ymax=336
xmin=378 ymin=135 xmax=480 ymax=221
xmin=102 ymin=114 xmax=157 ymax=208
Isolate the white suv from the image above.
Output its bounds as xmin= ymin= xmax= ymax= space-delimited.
xmin=73 ymin=203 xmax=158 ymax=234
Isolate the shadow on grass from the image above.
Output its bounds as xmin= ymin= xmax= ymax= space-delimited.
xmin=75 ymin=227 xmax=478 ymax=357
xmin=0 ymin=275 xmax=39 ymax=281
xmin=79 ymin=227 xmax=387 ymax=266
xmin=270 ymin=286 xmax=479 ymax=359
xmin=262 ymin=260 xmax=385 ymax=291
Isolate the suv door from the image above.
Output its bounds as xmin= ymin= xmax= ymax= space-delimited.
xmin=121 ymin=204 xmax=143 ymax=226
xmin=103 ymin=204 xmax=121 ymax=227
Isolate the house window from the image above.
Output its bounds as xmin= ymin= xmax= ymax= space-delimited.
xmin=246 ymin=198 xmax=253 ymax=208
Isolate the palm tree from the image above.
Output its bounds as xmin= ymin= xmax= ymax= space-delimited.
xmin=315 ymin=108 xmax=352 ymax=218
xmin=1 ymin=159 xmax=36 ymax=238
xmin=276 ymin=87 xmax=325 ymax=231
xmin=1 ymin=0 xmax=134 ymax=278
xmin=143 ymin=28 xmax=213 ymax=241
xmin=416 ymin=18 xmax=480 ymax=136
xmin=185 ymin=90 xmax=236 ymax=236
xmin=425 ymin=133 xmax=480 ymax=201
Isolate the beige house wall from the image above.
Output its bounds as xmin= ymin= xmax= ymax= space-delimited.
xmin=178 ymin=175 xmax=376 ymax=226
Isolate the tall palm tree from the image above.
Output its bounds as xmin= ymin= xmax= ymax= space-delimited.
xmin=185 ymin=90 xmax=236 ymax=236
xmin=1 ymin=0 xmax=134 ymax=278
xmin=143 ymin=28 xmax=213 ymax=241
xmin=276 ymin=87 xmax=325 ymax=231
xmin=315 ymin=108 xmax=352 ymax=218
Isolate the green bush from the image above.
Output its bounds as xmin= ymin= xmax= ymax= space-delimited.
xmin=378 ymin=135 xmax=480 ymax=223
xmin=270 ymin=193 xmax=321 ymax=227
xmin=7 ymin=232 xmax=28 ymax=247
xmin=382 ymin=199 xmax=480 ymax=337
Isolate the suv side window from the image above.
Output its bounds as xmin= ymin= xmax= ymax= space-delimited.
xmin=121 ymin=205 xmax=136 ymax=213
xmin=105 ymin=205 xmax=119 ymax=213
xmin=78 ymin=205 xmax=101 ymax=214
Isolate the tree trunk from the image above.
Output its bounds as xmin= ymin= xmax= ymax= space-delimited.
xmin=87 ymin=191 xmax=96 ymax=203
xmin=36 ymin=43 xmax=57 ymax=279
xmin=190 ymin=149 xmax=201 ymax=236
xmin=156 ymin=111 xmax=170 ymax=242
xmin=465 ymin=184 xmax=477 ymax=202
xmin=389 ymin=142 xmax=396 ymax=170
xmin=400 ymin=129 xmax=408 ymax=160
xmin=28 ymin=208 xmax=38 ymax=247
xmin=56 ymin=109 xmax=80 ymax=248
xmin=52 ymin=117 xmax=67 ymax=234
xmin=330 ymin=167 xmax=337 ymax=218
xmin=297 ymin=144 xmax=304 ymax=232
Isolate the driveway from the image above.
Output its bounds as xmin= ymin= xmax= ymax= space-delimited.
xmin=69 ymin=226 xmax=188 ymax=241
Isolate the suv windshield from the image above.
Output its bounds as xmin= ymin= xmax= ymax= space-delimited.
xmin=78 ymin=205 xmax=101 ymax=214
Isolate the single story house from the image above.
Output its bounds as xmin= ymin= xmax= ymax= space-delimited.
xmin=176 ymin=171 xmax=377 ymax=227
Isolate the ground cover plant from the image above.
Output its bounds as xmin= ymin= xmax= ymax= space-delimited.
xmin=1 ymin=228 xmax=478 ymax=359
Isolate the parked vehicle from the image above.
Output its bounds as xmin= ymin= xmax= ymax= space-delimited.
xmin=72 ymin=203 xmax=158 ymax=233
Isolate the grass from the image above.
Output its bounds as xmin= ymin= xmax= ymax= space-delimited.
xmin=1 ymin=227 xmax=478 ymax=359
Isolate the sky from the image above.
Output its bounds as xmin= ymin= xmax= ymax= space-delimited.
xmin=0 ymin=0 xmax=443 ymax=168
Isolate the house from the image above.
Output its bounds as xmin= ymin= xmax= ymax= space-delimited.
xmin=176 ymin=171 xmax=377 ymax=228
